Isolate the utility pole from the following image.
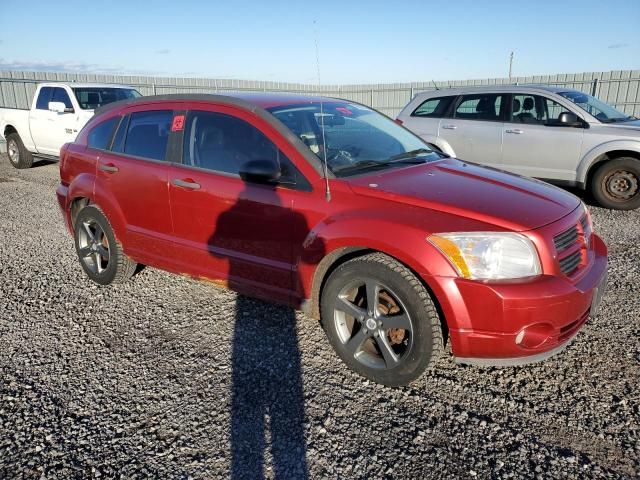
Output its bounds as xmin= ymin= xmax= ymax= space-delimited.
xmin=508 ymin=51 xmax=514 ymax=80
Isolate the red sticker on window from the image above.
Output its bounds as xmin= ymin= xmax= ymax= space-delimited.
xmin=171 ymin=115 xmax=185 ymax=132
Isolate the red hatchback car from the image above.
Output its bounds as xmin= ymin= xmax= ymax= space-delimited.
xmin=57 ymin=93 xmax=608 ymax=386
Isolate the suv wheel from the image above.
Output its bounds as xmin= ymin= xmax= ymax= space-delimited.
xmin=320 ymin=253 xmax=443 ymax=387
xmin=6 ymin=133 xmax=34 ymax=169
xmin=592 ymin=157 xmax=640 ymax=210
xmin=74 ymin=205 xmax=137 ymax=285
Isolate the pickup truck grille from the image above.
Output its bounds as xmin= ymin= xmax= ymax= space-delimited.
xmin=553 ymin=214 xmax=589 ymax=276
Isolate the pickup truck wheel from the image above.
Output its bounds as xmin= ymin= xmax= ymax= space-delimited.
xmin=6 ymin=133 xmax=33 ymax=169
xmin=320 ymin=252 xmax=443 ymax=387
xmin=74 ymin=205 xmax=137 ymax=285
xmin=592 ymin=157 xmax=640 ymax=210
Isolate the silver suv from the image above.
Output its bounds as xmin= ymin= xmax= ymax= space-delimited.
xmin=396 ymin=85 xmax=640 ymax=209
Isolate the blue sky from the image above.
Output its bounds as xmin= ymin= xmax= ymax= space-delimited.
xmin=0 ymin=0 xmax=638 ymax=84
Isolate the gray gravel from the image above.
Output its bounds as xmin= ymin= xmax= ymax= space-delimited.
xmin=0 ymin=156 xmax=638 ymax=479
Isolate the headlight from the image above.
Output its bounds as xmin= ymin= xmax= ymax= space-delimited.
xmin=428 ymin=232 xmax=541 ymax=280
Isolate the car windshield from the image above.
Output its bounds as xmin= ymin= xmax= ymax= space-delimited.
xmin=267 ymin=101 xmax=441 ymax=177
xmin=72 ymin=87 xmax=141 ymax=110
xmin=557 ymin=91 xmax=633 ymax=123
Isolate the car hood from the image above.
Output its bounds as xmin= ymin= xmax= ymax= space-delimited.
xmin=598 ymin=118 xmax=640 ymax=133
xmin=346 ymin=158 xmax=581 ymax=232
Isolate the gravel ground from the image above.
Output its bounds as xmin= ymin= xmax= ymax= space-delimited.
xmin=0 ymin=156 xmax=638 ymax=479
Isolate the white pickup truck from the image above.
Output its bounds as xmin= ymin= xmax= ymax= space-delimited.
xmin=0 ymin=82 xmax=141 ymax=168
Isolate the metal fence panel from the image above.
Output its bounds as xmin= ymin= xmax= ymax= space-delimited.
xmin=0 ymin=69 xmax=639 ymax=118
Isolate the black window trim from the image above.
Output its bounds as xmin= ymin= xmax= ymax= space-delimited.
xmin=410 ymin=95 xmax=456 ymax=119
xmin=452 ymin=93 xmax=509 ymax=123
xmin=178 ymin=109 xmax=313 ymax=192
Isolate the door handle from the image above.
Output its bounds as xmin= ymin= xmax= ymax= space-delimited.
xmin=172 ymin=178 xmax=200 ymax=190
xmin=99 ymin=163 xmax=119 ymax=173
xmin=441 ymin=124 xmax=457 ymax=130
xmin=505 ymin=128 xmax=524 ymax=134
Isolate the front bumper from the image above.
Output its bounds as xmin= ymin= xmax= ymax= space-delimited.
xmin=425 ymin=234 xmax=608 ymax=365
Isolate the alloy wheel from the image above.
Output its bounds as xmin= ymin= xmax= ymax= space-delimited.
xmin=7 ymin=140 xmax=19 ymax=165
xmin=77 ymin=219 xmax=111 ymax=275
xmin=333 ymin=278 xmax=413 ymax=370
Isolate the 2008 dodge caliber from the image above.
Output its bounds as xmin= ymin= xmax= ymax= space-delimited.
xmin=57 ymin=93 xmax=608 ymax=387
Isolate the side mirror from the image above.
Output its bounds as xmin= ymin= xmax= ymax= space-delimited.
xmin=547 ymin=111 xmax=584 ymax=128
xmin=239 ymin=159 xmax=281 ymax=184
xmin=48 ymin=101 xmax=74 ymax=114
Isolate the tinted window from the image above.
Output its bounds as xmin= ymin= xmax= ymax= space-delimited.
xmin=123 ymin=110 xmax=172 ymax=161
xmin=183 ymin=110 xmax=300 ymax=183
xmin=35 ymin=87 xmax=53 ymax=110
xmin=111 ymin=115 xmax=129 ymax=153
xmin=88 ymin=117 xmax=120 ymax=150
xmin=72 ymin=88 xmax=141 ymax=110
xmin=412 ymin=96 xmax=454 ymax=118
xmin=510 ymin=94 xmax=572 ymax=124
xmin=51 ymin=88 xmax=73 ymax=109
xmin=455 ymin=94 xmax=505 ymax=121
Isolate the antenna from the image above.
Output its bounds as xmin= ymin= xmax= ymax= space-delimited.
xmin=313 ymin=20 xmax=331 ymax=202
xmin=431 ymin=79 xmax=439 ymax=90
xmin=508 ymin=51 xmax=514 ymax=80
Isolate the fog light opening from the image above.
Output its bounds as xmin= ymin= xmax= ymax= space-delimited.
xmin=515 ymin=323 xmax=554 ymax=349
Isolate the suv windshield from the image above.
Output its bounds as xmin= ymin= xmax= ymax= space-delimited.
xmin=558 ymin=91 xmax=633 ymax=123
xmin=267 ymin=101 xmax=441 ymax=177
xmin=72 ymin=87 xmax=141 ymax=110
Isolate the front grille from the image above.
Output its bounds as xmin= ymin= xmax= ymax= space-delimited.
xmin=559 ymin=250 xmax=582 ymax=276
xmin=553 ymin=225 xmax=579 ymax=252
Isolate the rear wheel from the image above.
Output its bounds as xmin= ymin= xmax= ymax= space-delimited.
xmin=6 ymin=133 xmax=33 ymax=169
xmin=591 ymin=157 xmax=640 ymax=210
xmin=74 ymin=205 xmax=137 ymax=285
xmin=320 ymin=253 xmax=443 ymax=387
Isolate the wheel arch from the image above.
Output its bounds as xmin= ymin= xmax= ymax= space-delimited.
xmin=577 ymin=140 xmax=640 ymax=187
xmin=3 ymin=124 xmax=18 ymax=139
xmin=304 ymin=246 xmax=450 ymax=346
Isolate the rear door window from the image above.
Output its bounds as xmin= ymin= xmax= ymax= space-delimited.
xmin=123 ymin=110 xmax=172 ymax=161
xmin=454 ymin=94 xmax=505 ymax=121
xmin=35 ymin=87 xmax=53 ymax=110
xmin=88 ymin=116 xmax=120 ymax=150
xmin=412 ymin=96 xmax=454 ymax=118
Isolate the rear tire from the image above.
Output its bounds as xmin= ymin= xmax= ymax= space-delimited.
xmin=74 ymin=205 xmax=137 ymax=285
xmin=6 ymin=133 xmax=34 ymax=169
xmin=591 ymin=157 xmax=640 ymax=210
xmin=320 ymin=252 xmax=443 ymax=387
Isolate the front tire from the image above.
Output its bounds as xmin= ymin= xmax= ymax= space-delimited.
xmin=320 ymin=253 xmax=443 ymax=387
xmin=6 ymin=133 xmax=34 ymax=169
xmin=74 ymin=205 xmax=137 ymax=285
xmin=591 ymin=157 xmax=640 ymax=210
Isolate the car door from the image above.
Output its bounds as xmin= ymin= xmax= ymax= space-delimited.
xmin=167 ymin=106 xmax=312 ymax=304
xmin=400 ymin=95 xmax=456 ymax=149
xmin=437 ymin=93 xmax=507 ymax=168
xmin=501 ymin=93 xmax=585 ymax=181
xmin=28 ymin=86 xmax=54 ymax=154
xmin=38 ymin=87 xmax=79 ymax=155
xmin=93 ymin=108 xmax=174 ymax=264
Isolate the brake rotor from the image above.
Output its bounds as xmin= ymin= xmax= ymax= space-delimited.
xmin=378 ymin=290 xmax=406 ymax=345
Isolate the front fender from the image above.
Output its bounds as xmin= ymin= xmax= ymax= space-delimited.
xmin=577 ymin=139 xmax=640 ymax=184
xmin=297 ymin=213 xmax=459 ymax=317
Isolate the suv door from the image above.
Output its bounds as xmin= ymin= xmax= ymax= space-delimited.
xmin=167 ymin=106 xmax=313 ymax=305
xmin=438 ymin=93 xmax=507 ymax=167
xmin=400 ymin=95 xmax=455 ymax=147
xmin=501 ymin=93 xmax=584 ymax=181
xmin=93 ymin=108 xmax=174 ymax=263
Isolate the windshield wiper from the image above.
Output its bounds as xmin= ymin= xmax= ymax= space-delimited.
xmin=333 ymin=157 xmax=428 ymax=175
xmin=387 ymin=148 xmax=432 ymax=161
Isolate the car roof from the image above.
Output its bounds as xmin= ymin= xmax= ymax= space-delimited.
xmin=413 ymin=84 xmax=579 ymax=97
xmin=38 ymin=82 xmax=138 ymax=89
